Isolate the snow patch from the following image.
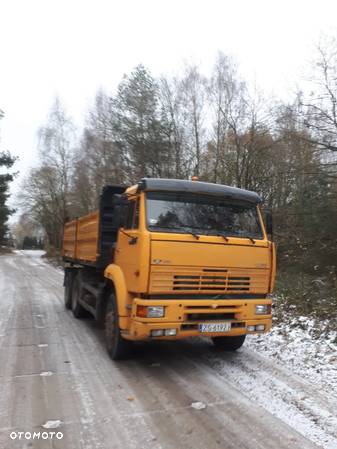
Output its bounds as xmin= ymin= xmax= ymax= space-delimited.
xmin=191 ymin=401 xmax=206 ymax=410
xmin=42 ymin=420 xmax=63 ymax=429
xmin=247 ymin=316 xmax=337 ymax=394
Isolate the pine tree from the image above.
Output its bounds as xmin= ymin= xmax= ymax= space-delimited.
xmin=0 ymin=110 xmax=17 ymax=244
xmin=0 ymin=150 xmax=16 ymax=244
xmin=113 ymin=65 xmax=171 ymax=181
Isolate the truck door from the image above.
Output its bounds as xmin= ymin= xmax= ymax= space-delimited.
xmin=114 ymin=197 xmax=148 ymax=293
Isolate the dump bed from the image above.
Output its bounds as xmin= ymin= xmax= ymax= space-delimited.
xmin=63 ymin=219 xmax=77 ymax=259
xmin=62 ymin=185 xmax=126 ymax=268
xmin=63 ymin=211 xmax=99 ymax=263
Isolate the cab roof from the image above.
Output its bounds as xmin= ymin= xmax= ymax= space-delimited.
xmin=137 ymin=178 xmax=262 ymax=204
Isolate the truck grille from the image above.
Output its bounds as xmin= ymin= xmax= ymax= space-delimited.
xmin=173 ymin=273 xmax=249 ymax=291
xmin=149 ymin=266 xmax=268 ymax=294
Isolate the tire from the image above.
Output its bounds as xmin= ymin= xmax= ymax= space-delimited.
xmin=105 ymin=292 xmax=132 ymax=360
xmin=64 ymin=270 xmax=73 ymax=310
xmin=71 ymin=275 xmax=87 ymax=319
xmin=212 ymin=335 xmax=246 ymax=351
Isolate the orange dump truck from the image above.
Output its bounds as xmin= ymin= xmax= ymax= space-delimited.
xmin=62 ymin=178 xmax=276 ymax=359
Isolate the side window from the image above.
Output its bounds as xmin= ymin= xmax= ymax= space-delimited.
xmin=124 ymin=199 xmax=139 ymax=230
xmin=134 ymin=200 xmax=140 ymax=229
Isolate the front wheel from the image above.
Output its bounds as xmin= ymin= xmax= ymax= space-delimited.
xmin=212 ymin=335 xmax=246 ymax=351
xmin=105 ymin=293 xmax=132 ymax=360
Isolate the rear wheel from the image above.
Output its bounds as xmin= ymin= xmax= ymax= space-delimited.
xmin=71 ymin=275 xmax=87 ymax=319
xmin=212 ymin=335 xmax=246 ymax=351
xmin=64 ymin=269 xmax=74 ymax=310
xmin=105 ymin=292 xmax=132 ymax=360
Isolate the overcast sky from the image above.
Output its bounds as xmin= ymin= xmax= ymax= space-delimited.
xmin=1 ymin=0 xmax=337 ymax=208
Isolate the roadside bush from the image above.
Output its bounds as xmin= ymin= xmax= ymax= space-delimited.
xmin=274 ymin=269 xmax=337 ymax=334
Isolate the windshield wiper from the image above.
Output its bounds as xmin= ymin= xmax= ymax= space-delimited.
xmin=189 ymin=232 xmax=200 ymax=240
xmin=216 ymin=232 xmax=229 ymax=242
xmin=216 ymin=232 xmax=255 ymax=244
xmin=243 ymin=233 xmax=257 ymax=244
xmin=149 ymin=224 xmax=200 ymax=239
xmin=179 ymin=225 xmax=201 ymax=239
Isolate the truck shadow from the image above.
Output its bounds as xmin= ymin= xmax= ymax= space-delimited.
xmin=76 ymin=313 xmax=241 ymax=366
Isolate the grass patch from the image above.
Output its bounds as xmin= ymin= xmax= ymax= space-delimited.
xmin=0 ymin=246 xmax=13 ymax=255
xmin=273 ymin=269 xmax=337 ymax=334
xmin=42 ymin=247 xmax=64 ymax=268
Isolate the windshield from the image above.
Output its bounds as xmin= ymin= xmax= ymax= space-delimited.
xmin=146 ymin=192 xmax=263 ymax=239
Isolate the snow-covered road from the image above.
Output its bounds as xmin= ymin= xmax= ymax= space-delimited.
xmin=0 ymin=251 xmax=335 ymax=449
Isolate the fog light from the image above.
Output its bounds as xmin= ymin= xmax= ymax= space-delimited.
xmin=151 ymin=330 xmax=164 ymax=337
xmin=255 ymin=304 xmax=270 ymax=315
xmin=247 ymin=325 xmax=256 ymax=332
xmin=164 ymin=328 xmax=177 ymax=336
xmin=256 ymin=324 xmax=265 ymax=331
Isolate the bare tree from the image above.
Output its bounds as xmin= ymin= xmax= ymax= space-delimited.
xmin=159 ymin=76 xmax=186 ymax=178
xmin=207 ymin=52 xmax=239 ymax=182
xmin=37 ymin=97 xmax=75 ymax=221
xmin=300 ymin=36 xmax=337 ymax=153
xmin=72 ymin=89 xmax=125 ymax=213
xmin=179 ymin=64 xmax=207 ymax=177
xmin=20 ymin=97 xmax=75 ymax=250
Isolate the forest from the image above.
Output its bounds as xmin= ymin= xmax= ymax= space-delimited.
xmin=10 ymin=43 xmax=337 ymax=330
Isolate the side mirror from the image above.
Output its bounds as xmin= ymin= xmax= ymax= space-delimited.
xmin=265 ymin=210 xmax=273 ymax=237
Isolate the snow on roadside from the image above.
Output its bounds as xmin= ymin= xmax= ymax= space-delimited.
xmin=200 ymin=312 xmax=337 ymax=449
xmin=246 ymin=316 xmax=337 ymax=395
xmin=14 ymin=250 xmax=46 ymax=257
xmin=240 ymin=316 xmax=337 ymax=449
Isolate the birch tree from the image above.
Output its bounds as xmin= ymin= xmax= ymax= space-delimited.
xmin=20 ymin=98 xmax=75 ymax=249
xmin=179 ymin=64 xmax=207 ymax=177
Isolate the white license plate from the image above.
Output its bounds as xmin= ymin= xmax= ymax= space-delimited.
xmin=199 ymin=322 xmax=231 ymax=333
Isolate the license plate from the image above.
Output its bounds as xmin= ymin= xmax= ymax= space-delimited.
xmin=199 ymin=322 xmax=231 ymax=333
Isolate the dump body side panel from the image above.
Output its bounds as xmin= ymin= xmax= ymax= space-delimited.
xmin=75 ymin=211 xmax=100 ymax=263
xmin=62 ymin=185 xmax=126 ymax=267
xmin=63 ymin=220 xmax=78 ymax=259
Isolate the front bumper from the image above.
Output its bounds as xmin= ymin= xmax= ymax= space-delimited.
xmin=122 ymin=298 xmax=272 ymax=341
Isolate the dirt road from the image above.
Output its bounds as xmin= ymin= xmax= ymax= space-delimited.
xmin=0 ymin=251 xmax=335 ymax=449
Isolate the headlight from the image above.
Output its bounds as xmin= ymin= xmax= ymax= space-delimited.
xmin=255 ymin=304 xmax=270 ymax=315
xmin=147 ymin=306 xmax=165 ymax=318
xmin=137 ymin=306 xmax=165 ymax=318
